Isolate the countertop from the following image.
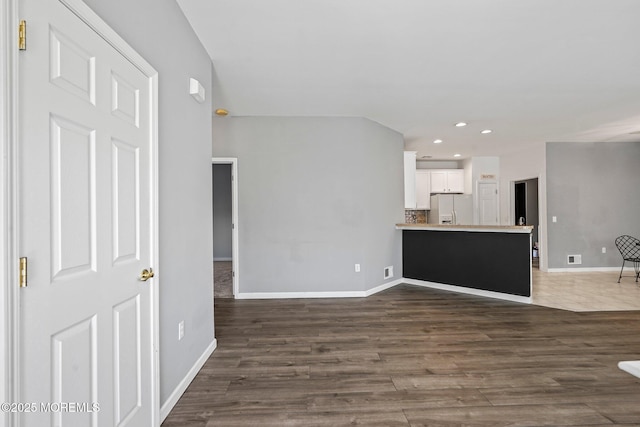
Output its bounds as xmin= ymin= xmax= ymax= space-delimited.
xmin=396 ymin=223 xmax=534 ymax=233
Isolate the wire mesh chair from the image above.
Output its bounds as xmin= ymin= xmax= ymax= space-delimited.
xmin=615 ymin=235 xmax=640 ymax=283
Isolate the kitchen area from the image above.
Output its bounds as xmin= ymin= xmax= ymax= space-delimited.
xmin=403 ymin=151 xmax=497 ymax=226
xmin=399 ymin=152 xmax=533 ymax=302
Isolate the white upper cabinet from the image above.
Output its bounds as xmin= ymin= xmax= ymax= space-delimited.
xmin=404 ymin=152 xmax=417 ymax=209
xmin=446 ymin=170 xmax=465 ymax=193
xmin=415 ymin=170 xmax=431 ymax=209
xmin=430 ymin=170 xmax=447 ymax=193
xmin=430 ymin=169 xmax=464 ymax=193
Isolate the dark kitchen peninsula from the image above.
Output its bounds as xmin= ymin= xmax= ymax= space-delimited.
xmin=396 ymin=224 xmax=533 ymax=301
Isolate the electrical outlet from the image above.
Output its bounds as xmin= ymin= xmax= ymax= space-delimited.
xmin=602 ymin=247 xmax=606 ymax=254
xmin=178 ymin=321 xmax=185 ymax=340
xmin=355 ymin=264 xmax=361 ymax=273
xmin=552 ymin=216 xmax=557 ymax=223
xmin=384 ymin=266 xmax=394 ymax=279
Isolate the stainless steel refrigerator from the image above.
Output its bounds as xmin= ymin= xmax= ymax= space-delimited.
xmin=428 ymin=194 xmax=473 ymax=225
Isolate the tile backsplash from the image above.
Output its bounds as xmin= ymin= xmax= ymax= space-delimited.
xmin=404 ymin=210 xmax=427 ymax=224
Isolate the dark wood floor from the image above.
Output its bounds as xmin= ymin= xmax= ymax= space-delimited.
xmin=162 ymin=284 xmax=640 ymax=426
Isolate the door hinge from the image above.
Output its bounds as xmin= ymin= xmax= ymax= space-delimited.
xmin=18 ymin=20 xmax=26 ymax=51
xmin=19 ymin=257 xmax=28 ymax=288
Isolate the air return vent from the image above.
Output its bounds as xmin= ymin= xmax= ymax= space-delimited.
xmin=567 ymin=254 xmax=582 ymax=265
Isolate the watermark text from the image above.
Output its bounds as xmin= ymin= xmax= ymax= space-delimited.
xmin=1 ymin=402 xmax=100 ymax=413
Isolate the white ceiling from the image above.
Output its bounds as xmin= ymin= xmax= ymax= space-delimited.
xmin=177 ymin=0 xmax=640 ymax=160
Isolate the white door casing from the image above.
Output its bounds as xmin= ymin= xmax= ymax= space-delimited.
xmin=18 ymin=0 xmax=158 ymax=425
xmin=2 ymin=0 xmax=20 ymax=424
xmin=212 ymin=158 xmax=239 ymax=297
xmin=478 ymin=182 xmax=499 ymax=225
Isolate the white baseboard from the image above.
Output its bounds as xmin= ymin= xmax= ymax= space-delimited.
xmin=619 ymin=360 xmax=640 ymax=379
xmin=235 ymin=279 xmax=404 ymax=300
xmin=234 ymin=277 xmax=531 ymax=302
xmin=236 ymin=291 xmax=365 ymax=299
xmin=365 ymin=278 xmax=403 ymax=296
xmin=402 ymin=278 xmax=532 ymax=304
xmin=213 ymin=257 xmax=232 ymax=262
xmin=160 ymin=338 xmax=217 ymax=421
xmin=547 ymin=267 xmax=620 ymax=273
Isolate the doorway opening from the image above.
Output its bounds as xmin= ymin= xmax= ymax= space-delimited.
xmin=514 ymin=178 xmax=539 ymax=268
xmin=212 ymin=158 xmax=239 ymax=298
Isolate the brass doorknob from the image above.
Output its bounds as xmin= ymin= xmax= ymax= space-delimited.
xmin=139 ymin=268 xmax=154 ymax=281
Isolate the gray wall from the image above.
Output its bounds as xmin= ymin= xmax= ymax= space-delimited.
xmin=212 ymin=116 xmax=404 ymax=294
xmin=546 ymin=141 xmax=640 ymax=268
xmin=82 ymin=0 xmax=215 ymax=406
xmin=213 ymin=164 xmax=233 ymax=260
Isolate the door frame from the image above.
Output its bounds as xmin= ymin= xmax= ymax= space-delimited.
xmin=511 ymin=177 xmax=540 ymax=226
xmin=212 ymin=158 xmax=239 ymax=297
xmin=2 ymin=0 xmax=19 ymax=423
xmin=510 ymin=177 xmax=539 ymax=226
xmin=510 ymin=175 xmax=544 ymax=270
xmin=2 ymin=0 xmax=161 ymax=424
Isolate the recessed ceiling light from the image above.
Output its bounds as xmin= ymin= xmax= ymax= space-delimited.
xmin=481 ymin=129 xmax=492 ymax=134
xmin=433 ymin=139 xmax=443 ymax=144
xmin=455 ymin=122 xmax=467 ymax=127
xmin=453 ymin=153 xmax=462 ymax=158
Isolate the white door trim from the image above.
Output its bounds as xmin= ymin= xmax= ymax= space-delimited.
xmin=212 ymin=158 xmax=239 ymax=297
xmin=6 ymin=0 xmax=160 ymax=424
xmin=1 ymin=0 xmax=19 ymax=424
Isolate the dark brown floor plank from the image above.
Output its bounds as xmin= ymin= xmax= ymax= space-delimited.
xmin=162 ymin=285 xmax=640 ymax=426
xmin=199 ymin=410 xmax=411 ymax=427
xmin=404 ymin=403 xmax=613 ymax=426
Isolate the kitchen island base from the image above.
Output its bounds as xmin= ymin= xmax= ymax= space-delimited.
xmin=398 ymin=225 xmax=533 ymax=302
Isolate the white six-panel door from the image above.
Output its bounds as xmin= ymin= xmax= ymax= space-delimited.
xmin=19 ymin=0 xmax=157 ymax=425
xmin=478 ymin=182 xmax=499 ymax=225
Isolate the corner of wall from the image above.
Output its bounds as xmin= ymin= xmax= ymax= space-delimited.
xmin=160 ymin=339 xmax=217 ymax=422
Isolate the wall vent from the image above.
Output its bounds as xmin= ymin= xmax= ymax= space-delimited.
xmin=567 ymin=254 xmax=582 ymax=265
xmin=384 ymin=266 xmax=394 ymax=280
